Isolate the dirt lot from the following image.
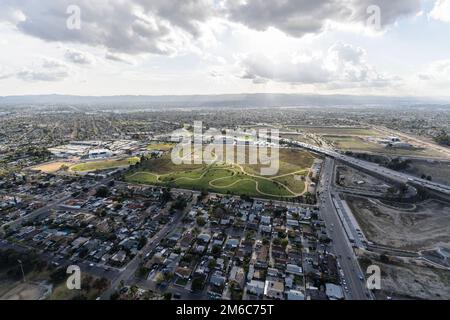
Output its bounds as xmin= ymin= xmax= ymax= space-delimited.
xmin=32 ymin=161 xmax=74 ymax=173
xmin=359 ymin=253 xmax=450 ymax=300
xmin=337 ymin=165 xmax=392 ymax=193
xmin=324 ymin=135 xmax=438 ymax=157
xmin=401 ymin=160 xmax=450 ymax=186
xmin=280 ymin=133 xmax=319 ymax=146
xmin=286 ymin=126 xmax=378 ymax=136
xmin=346 ymin=196 xmax=450 ymax=251
xmin=0 ymin=282 xmax=51 ymax=300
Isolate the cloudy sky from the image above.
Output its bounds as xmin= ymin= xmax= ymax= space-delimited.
xmin=0 ymin=0 xmax=450 ymax=97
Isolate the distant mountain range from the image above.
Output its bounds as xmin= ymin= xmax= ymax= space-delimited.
xmin=1 ymin=93 xmax=449 ymax=108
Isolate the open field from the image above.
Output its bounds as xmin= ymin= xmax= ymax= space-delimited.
xmin=0 ymin=267 xmax=52 ymax=300
xmin=48 ymin=279 xmax=105 ymax=300
xmin=324 ymin=135 xmax=436 ymax=156
xmin=336 ymin=165 xmax=393 ymax=193
xmin=243 ymin=148 xmax=315 ymax=176
xmin=346 ymin=196 xmax=450 ymax=251
xmin=283 ymin=126 xmax=444 ymax=157
xmin=32 ymin=161 xmax=74 ymax=173
xmin=147 ymin=142 xmax=176 ymax=151
xmin=325 ymin=136 xmax=382 ymax=151
xmin=32 ymin=157 xmax=140 ymax=174
xmin=127 ymin=164 xmax=298 ymax=198
xmin=70 ymin=157 xmax=140 ymax=172
xmin=358 ymin=252 xmax=450 ymax=300
xmin=0 ymin=281 xmax=51 ymax=300
xmin=280 ymin=133 xmax=319 ymax=146
xmin=125 ymin=148 xmax=315 ymax=199
xmin=286 ymin=126 xmax=379 ymax=136
xmin=273 ymin=173 xmax=308 ymax=194
xmin=0 ymin=265 xmax=107 ymax=300
xmin=400 ymin=160 xmax=450 ymax=186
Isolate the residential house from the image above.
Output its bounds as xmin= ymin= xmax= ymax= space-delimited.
xmin=264 ymin=280 xmax=285 ymax=300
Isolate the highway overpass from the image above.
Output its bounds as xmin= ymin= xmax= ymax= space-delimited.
xmin=283 ymin=139 xmax=450 ymax=196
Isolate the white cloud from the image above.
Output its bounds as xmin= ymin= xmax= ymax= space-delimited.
xmin=17 ymin=59 xmax=70 ymax=82
xmin=417 ymin=59 xmax=450 ymax=82
xmin=429 ymin=0 xmax=450 ymax=22
xmin=241 ymin=53 xmax=332 ymax=84
xmin=0 ymin=71 xmax=13 ymax=80
xmin=209 ymin=70 xmax=225 ymax=78
xmin=105 ymin=52 xmax=135 ymax=65
xmin=64 ymin=48 xmax=94 ymax=65
xmin=0 ymin=65 xmax=15 ymax=80
xmin=240 ymin=42 xmax=395 ymax=89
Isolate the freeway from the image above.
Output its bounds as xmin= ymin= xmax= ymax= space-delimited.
xmin=317 ymin=158 xmax=372 ymax=300
xmin=258 ymin=132 xmax=450 ymax=195
xmin=286 ymin=139 xmax=450 ymax=195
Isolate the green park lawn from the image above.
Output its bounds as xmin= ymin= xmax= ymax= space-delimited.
xmin=125 ymin=148 xmax=315 ymax=199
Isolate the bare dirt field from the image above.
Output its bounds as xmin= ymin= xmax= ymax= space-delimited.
xmin=0 ymin=282 xmax=51 ymax=300
xmin=32 ymin=161 xmax=74 ymax=173
xmin=346 ymin=196 xmax=450 ymax=251
xmin=401 ymin=160 xmax=450 ymax=186
xmin=359 ymin=253 xmax=450 ymax=300
xmin=336 ymin=165 xmax=392 ymax=193
xmin=324 ymin=135 xmax=437 ymax=157
xmin=286 ymin=126 xmax=378 ymax=136
xmin=280 ymin=133 xmax=319 ymax=146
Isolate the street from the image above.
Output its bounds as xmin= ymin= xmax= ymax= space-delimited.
xmin=317 ymin=158 xmax=372 ymax=300
xmin=100 ymin=193 xmax=196 ymax=299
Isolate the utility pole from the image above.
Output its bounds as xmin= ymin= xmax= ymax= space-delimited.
xmin=18 ymin=259 xmax=25 ymax=283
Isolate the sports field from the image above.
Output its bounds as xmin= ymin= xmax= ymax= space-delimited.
xmin=32 ymin=157 xmax=140 ymax=174
xmin=70 ymin=157 xmax=140 ymax=172
xmin=32 ymin=161 xmax=74 ymax=173
xmin=125 ymin=148 xmax=315 ymax=199
xmin=147 ymin=142 xmax=176 ymax=151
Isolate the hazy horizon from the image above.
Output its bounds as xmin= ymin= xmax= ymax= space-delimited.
xmin=2 ymin=92 xmax=450 ymax=108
